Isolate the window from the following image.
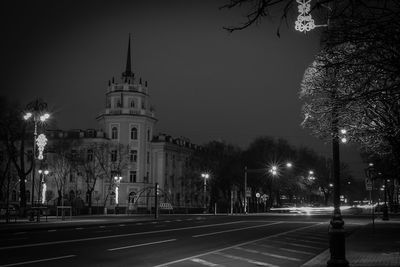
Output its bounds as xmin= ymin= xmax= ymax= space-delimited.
xmin=111 ymin=150 xmax=117 ymax=162
xmin=130 ymin=99 xmax=135 ymax=108
xmin=11 ymin=190 xmax=17 ymax=202
xmin=144 ymin=172 xmax=149 ymax=183
xmin=172 ymin=155 xmax=176 ymax=168
xmin=111 ymin=127 xmax=118 ymax=140
xmin=147 ymin=152 xmax=150 ymax=164
xmin=147 ymin=129 xmax=151 ymax=141
xmin=141 ymin=100 xmax=146 ymax=109
xmin=129 ymin=171 xmax=137 ymax=183
xmin=130 ymin=150 xmax=137 ymax=162
xmin=130 ymin=127 xmax=138 ymax=140
xmin=87 ymin=149 xmax=93 ymax=161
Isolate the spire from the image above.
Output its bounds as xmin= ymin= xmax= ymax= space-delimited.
xmin=122 ymin=34 xmax=134 ymax=79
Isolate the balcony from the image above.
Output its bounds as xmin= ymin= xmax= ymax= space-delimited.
xmin=98 ymin=108 xmax=156 ymax=118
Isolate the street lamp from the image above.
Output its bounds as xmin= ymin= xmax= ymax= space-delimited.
xmin=24 ymin=99 xmax=50 ymax=220
xmin=201 ymin=173 xmax=210 ymax=212
xmin=114 ymin=175 xmax=123 ymax=205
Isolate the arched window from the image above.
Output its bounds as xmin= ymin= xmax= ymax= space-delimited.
xmin=111 ymin=127 xmax=118 ymax=140
xmin=130 ymin=99 xmax=135 ymax=108
xmin=130 ymin=127 xmax=138 ymax=140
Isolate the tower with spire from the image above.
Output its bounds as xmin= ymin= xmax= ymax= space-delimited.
xmin=97 ymin=35 xmax=157 ymax=206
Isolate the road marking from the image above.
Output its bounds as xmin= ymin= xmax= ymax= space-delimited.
xmin=192 ymin=222 xmax=282 ymax=238
xmin=191 ymin=258 xmax=223 ymax=266
xmin=279 ymin=247 xmax=315 ymax=255
xmin=175 ymin=219 xmax=182 ymax=222
xmin=99 ymin=226 xmax=105 ymax=228
xmin=154 ymin=223 xmax=321 ymax=267
xmin=282 ymin=237 xmax=326 ymax=244
xmin=234 ymin=246 xmax=301 ymax=261
xmin=12 ymin=232 xmax=27 ymax=235
xmin=48 ymin=229 xmax=57 ymax=232
xmin=136 ymin=222 xmax=143 ymax=225
xmin=94 ymin=230 xmax=112 ymax=233
xmin=108 ymin=239 xmax=176 ymax=251
xmin=119 ymin=224 xmax=125 ymax=227
xmin=215 ymin=252 xmax=279 ymax=267
xmin=151 ymin=222 xmax=158 ymax=224
xmin=0 ymin=255 xmax=76 ymax=267
xmin=165 ymin=220 xmax=171 ymax=222
xmin=75 ymin=227 xmax=84 ymax=230
xmin=0 ymin=221 xmax=246 ymax=250
xmin=268 ymin=240 xmax=320 ymax=249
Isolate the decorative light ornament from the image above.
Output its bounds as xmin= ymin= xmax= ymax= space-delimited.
xmin=36 ymin=133 xmax=48 ymax=160
xmin=295 ymin=0 xmax=315 ymax=32
xmin=295 ymin=0 xmax=329 ymax=33
xmin=42 ymin=183 xmax=47 ymax=204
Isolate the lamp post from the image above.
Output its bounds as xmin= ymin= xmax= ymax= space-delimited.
xmin=114 ymin=175 xmax=123 ymax=205
xmin=24 ymin=99 xmax=50 ymax=221
xmin=38 ymin=169 xmax=49 ymax=205
xmin=201 ymin=173 xmax=210 ymax=213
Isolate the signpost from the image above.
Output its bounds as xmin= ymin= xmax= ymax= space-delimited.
xmin=365 ymin=177 xmax=374 ymax=232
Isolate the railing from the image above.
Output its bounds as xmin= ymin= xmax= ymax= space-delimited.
xmin=99 ymin=108 xmax=155 ymax=118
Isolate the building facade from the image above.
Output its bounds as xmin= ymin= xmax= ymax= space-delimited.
xmin=3 ymin=37 xmax=203 ymax=213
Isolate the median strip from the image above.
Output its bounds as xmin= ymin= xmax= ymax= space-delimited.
xmin=108 ymin=239 xmax=176 ymax=251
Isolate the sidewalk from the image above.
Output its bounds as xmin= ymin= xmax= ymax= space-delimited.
xmin=303 ymin=219 xmax=400 ymax=267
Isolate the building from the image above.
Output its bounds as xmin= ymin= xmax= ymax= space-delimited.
xmin=3 ymin=36 xmax=203 ymax=214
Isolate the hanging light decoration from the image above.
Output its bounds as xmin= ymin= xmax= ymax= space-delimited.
xmin=36 ymin=133 xmax=48 ymax=160
xmin=295 ymin=0 xmax=315 ymax=32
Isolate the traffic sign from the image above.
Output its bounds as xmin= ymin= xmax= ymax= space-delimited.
xmin=365 ymin=178 xmax=373 ymax=191
xmin=246 ymin=187 xmax=251 ymax=197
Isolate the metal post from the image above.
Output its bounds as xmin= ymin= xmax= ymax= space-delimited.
xmin=203 ymin=176 xmax=207 ymax=212
xmin=29 ymin=121 xmax=37 ymax=221
xmin=244 ymin=166 xmax=247 ymax=214
xmin=155 ymin=183 xmax=159 ymax=219
xmin=327 ymin=106 xmax=349 ymax=267
xmin=382 ymin=179 xmax=389 ymax=220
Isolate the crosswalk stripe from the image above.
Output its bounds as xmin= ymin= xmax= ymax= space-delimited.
xmin=215 ymin=252 xmax=279 ymax=267
xmin=190 ymin=258 xmax=222 ymax=266
xmin=282 ymin=237 xmax=326 ymax=244
xmin=267 ymin=240 xmax=320 ymax=249
xmin=234 ymin=247 xmax=301 ymax=261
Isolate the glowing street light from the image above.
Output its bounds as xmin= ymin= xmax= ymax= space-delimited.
xmin=286 ymin=162 xmax=293 ymax=168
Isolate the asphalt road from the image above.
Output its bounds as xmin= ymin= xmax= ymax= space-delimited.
xmin=0 ymin=215 xmax=366 ymax=267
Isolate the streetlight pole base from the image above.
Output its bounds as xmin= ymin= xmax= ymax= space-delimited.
xmin=327 ymin=210 xmax=349 ymax=267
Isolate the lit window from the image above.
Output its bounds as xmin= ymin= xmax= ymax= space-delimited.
xmin=111 ymin=127 xmax=118 ymax=140
xmin=130 ymin=127 xmax=138 ymax=140
xmin=147 ymin=129 xmax=151 ymax=141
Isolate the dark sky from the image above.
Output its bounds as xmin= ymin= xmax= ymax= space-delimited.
xmin=1 ymin=0 xmax=365 ymax=178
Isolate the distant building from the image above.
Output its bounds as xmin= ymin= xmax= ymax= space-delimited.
xmin=5 ymin=36 xmax=203 ymax=213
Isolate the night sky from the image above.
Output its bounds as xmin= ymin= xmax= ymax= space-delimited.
xmin=1 ymin=0 xmax=365 ymax=178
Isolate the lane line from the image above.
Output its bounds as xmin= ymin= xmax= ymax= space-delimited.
xmin=75 ymin=228 xmax=84 ymax=230
xmin=12 ymin=232 xmax=27 ymax=235
xmin=0 ymin=221 xmax=247 ymax=250
xmin=119 ymin=224 xmax=125 ymax=227
xmin=279 ymin=247 xmax=315 ymax=255
xmin=266 ymin=240 xmax=321 ymax=249
xmin=190 ymin=258 xmax=222 ymax=266
xmin=192 ymin=222 xmax=282 ymax=238
xmin=0 ymin=255 xmax=76 ymax=267
xmin=215 ymin=252 xmax=279 ymax=267
xmin=234 ymin=246 xmax=301 ymax=261
xmin=48 ymin=229 xmax=57 ymax=232
xmin=154 ymin=223 xmax=322 ymax=267
xmin=282 ymin=237 xmax=326 ymax=244
xmin=108 ymin=239 xmax=176 ymax=251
